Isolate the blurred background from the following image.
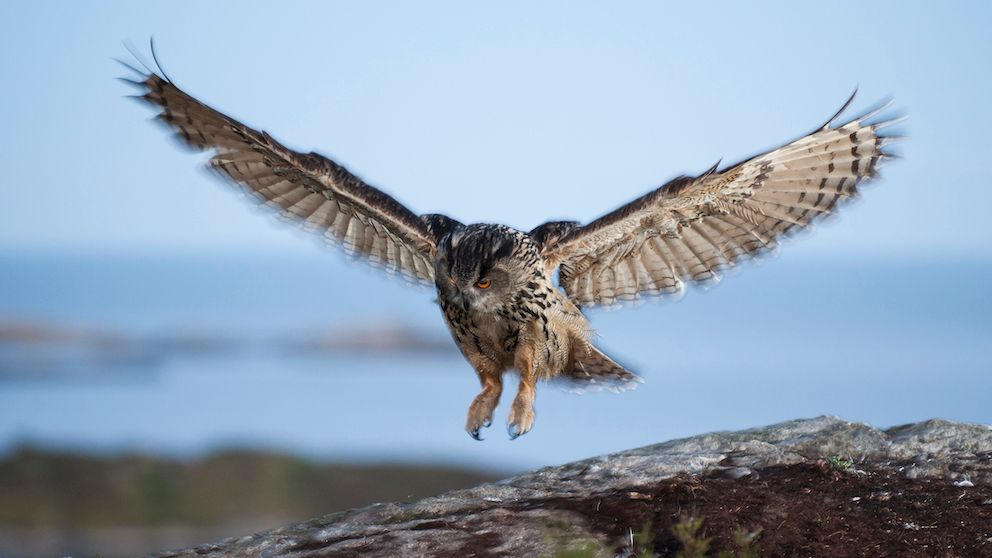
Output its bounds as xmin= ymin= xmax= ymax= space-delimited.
xmin=2 ymin=2 xmax=990 ymax=557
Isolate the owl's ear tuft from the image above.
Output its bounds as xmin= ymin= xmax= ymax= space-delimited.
xmin=530 ymin=221 xmax=580 ymax=251
xmin=421 ymin=214 xmax=464 ymax=243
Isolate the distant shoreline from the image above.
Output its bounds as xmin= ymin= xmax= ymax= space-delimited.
xmin=0 ymin=319 xmax=456 ymax=380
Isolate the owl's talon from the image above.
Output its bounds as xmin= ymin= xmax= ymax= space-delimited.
xmin=466 ymin=386 xmax=500 ymax=441
xmin=466 ymin=411 xmax=493 ymax=440
xmin=506 ymin=409 xmax=534 ymax=439
xmin=465 ymin=410 xmax=494 ymax=441
xmin=465 ymin=417 xmax=491 ymax=440
xmin=506 ymin=386 xmax=535 ymax=439
xmin=466 ymin=422 xmax=488 ymax=440
xmin=507 ymin=419 xmax=534 ymax=439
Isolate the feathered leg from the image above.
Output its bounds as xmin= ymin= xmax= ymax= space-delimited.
xmin=508 ymin=347 xmax=538 ymax=439
xmin=464 ymin=353 xmax=503 ymax=440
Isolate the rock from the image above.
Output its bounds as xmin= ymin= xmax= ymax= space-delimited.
xmin=149 ymin=416 xmax=992 ymax=558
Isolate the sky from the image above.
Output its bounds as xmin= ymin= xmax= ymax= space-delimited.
xmin=1 ymin=1 xmax=990 ymax=261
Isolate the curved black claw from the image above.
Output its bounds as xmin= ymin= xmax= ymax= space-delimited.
xmin=507 ymin=423 xmax=521 ymax=440
xmin=467 ymin=413 xmax=493 ymax=441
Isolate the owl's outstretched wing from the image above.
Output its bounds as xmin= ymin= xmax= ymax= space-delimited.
xmin=535 ymin=94 xmax=903 ymax=307
xmin=122 ymin=61 xmax=450 ymax=286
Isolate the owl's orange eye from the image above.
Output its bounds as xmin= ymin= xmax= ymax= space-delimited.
xmin=475 ymin=279 xmax=492 ymax=289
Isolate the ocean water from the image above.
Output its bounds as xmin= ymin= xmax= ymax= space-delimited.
xmin=0 ymin=252 xmax=989 ymax=471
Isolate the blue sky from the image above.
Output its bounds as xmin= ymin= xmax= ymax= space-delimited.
xmin=1 ymin=1 xmax=990 ymax=260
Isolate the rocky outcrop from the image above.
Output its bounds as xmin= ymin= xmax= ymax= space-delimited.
xmin=150 ymin=416 xmax=992 ymax=557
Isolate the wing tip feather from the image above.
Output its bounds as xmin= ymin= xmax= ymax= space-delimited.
xmin=820 ymin=87 xmax=859 ymax=130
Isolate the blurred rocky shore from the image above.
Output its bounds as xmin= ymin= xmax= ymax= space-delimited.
xmin=0 ymin=319 xmax=454 ymax=381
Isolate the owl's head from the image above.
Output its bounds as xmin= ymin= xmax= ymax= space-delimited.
xmin=434 ymin=224 xmax=536 ymax=313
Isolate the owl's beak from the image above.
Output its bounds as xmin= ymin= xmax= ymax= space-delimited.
xmin=451 ymin=285 xmax=475 ymax=312
xmin=444 ymin=282 xmax=472 ymax=313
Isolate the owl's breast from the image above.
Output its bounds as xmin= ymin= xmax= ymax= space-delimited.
xmin=437 ymin=294 xmax=522 ymax=366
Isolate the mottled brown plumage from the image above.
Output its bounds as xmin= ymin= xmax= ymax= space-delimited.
xmin=122 ymin=52 xmax=901 ymax=439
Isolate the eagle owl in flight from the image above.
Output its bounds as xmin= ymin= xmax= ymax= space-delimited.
xmin=122 ymin=54 xmax=900 ymax=440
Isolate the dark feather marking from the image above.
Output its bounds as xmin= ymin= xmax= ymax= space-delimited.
xmin=867 ymin=155 xmax=879 ymax=176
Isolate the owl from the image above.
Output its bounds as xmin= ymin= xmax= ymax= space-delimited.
xmin=121 ymin=53 xmax=901 ymax=440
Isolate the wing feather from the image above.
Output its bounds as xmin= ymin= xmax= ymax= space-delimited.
xmin=541 ymin=96 xmax=901 ymax=307
xmin=126 ymin=63 xmax=447 ymax=285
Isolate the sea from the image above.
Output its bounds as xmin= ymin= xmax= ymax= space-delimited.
xmin=0 ymin=252 xmax=989 ymax=472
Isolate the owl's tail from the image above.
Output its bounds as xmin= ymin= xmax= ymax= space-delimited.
xmin=559 ymin=342 xmax=642 ymax=393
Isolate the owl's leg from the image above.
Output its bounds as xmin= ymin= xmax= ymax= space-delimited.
xmin=465 ymin=357 xmax=503 ymax=440
xmin=507 ymin=350 xmax=537 ymax=439
xmin=507 ymin=378 xmax=536 ymax=439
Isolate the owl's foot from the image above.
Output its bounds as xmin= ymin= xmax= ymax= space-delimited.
xmin=465 ymin=393 xmax=498 ymax=441
xmin=506 ymin=397 xmax=535 ymax=440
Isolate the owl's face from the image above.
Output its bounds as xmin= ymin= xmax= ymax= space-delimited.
xmin=434 ymin=225 xmax=529 ymax=314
